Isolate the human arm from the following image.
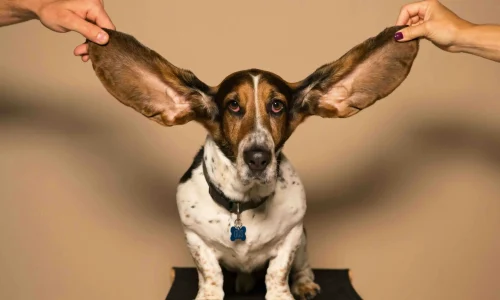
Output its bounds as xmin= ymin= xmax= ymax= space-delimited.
xmin=394 ymin=0 xmax=500 ymax=62
xmin=0 ymin=0 xmax=36 ymax=26
xmin=450 ymin=24 xmax=500 ymax=62
xmin=0 ymin=0 xmax=115 ymax=61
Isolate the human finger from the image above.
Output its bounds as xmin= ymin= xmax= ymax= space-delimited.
xmin=61 ymin=10 xmax=109 ymax=44
xmin=73 ymin=43 xmax=89 ymax=56
xmin=396 ymin=1 xmax=429 ymax=26
xmin=395 ymin=23 xmax=428 ymax=42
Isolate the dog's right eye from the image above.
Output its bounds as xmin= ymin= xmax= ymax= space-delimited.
xmin=228 ymin=101 xmax=241 ymax=113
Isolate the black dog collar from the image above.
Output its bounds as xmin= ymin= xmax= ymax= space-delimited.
xmin=202 ymin=159 xmax=269 ymax=214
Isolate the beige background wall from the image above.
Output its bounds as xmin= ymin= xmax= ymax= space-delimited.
xmin=1 ymin=0 xmax=500 ymax=299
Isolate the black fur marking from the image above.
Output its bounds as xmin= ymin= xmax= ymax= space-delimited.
xmin=179 ymin=147 xmax=204 ymax=183
xmin=276 ymin=151 xmax=283 ymax=178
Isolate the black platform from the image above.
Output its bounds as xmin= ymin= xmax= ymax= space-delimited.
xmin=166 ymin=267 xmax=363 ymax=300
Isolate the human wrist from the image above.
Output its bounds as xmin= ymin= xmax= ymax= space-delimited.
xmin=21 ymin=0 xmax=44 ymax=19
xmin=450 ymin=22 xmax=479 ymax=53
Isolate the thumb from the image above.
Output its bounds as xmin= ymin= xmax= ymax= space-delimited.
xmin=60 ymin=11 xmax=109 ymax=44
xmin=394 ymin=24 xmax=428 ymax=42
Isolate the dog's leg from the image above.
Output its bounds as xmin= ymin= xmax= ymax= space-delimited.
xmin=290 ymin=229 xmax=320 ymax=300
xmin=185 ymin=231 xmax=224 ymax=300
xmin=265 ymin=224 xmax=303 ymax=300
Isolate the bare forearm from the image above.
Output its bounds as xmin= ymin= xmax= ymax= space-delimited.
xmin=0 ymin=0 xmax=37 ymax=26
xmin=395 ymin=1 xmax=500 ymax=63
xmin=454 ymin=24 xmax=500 ymax=62
xmin=1 ymin=0 xmax=115 ymax=62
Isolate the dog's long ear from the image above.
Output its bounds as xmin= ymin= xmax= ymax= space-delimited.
xmin=88 ymin=29 xmax=217 ymax=127
xmin=290 ymin=26 xmax=419 ymax=127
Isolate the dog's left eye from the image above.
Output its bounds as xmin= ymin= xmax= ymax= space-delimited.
xmin=271 ymin=100 xmax=285 ymax=114
xmin=228 ymin=100 xmax=241 ymax=113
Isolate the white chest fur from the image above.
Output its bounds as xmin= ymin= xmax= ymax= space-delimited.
xmin=176 ymin=146 xmax=307 ymax=273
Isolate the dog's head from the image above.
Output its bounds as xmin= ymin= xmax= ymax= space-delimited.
xmin=88 ymin=26 xmax=418 ymax=185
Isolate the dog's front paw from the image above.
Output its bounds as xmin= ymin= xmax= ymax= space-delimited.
xmin=196 ymin=286 xmax=224 ymax=300
xmin=235 ymin=272 xmax=255 ymax=293
xmin=291 ymin=279 xmax=321 ymax=300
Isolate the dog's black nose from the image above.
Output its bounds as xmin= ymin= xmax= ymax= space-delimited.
xmin=244 ymin=149 xmax=271 ymax=171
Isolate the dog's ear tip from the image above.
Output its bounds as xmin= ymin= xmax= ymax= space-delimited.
xmin=101 ymin=27 xmax=117 ymax=35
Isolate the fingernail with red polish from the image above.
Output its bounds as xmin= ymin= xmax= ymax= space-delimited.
xmin=394 ymin=32 xmax=404 ymax=41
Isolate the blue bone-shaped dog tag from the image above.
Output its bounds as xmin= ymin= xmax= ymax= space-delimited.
xmin=230 ymin=226 xmax=246 ymax=241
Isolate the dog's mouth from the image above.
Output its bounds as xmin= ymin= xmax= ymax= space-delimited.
xmin=245 ymin=168 xmax=273 ymax=183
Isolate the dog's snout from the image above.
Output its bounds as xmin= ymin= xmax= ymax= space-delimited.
xmin=244 ymin=149 xmax=271 ymax=171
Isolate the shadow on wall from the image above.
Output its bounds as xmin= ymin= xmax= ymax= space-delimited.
xmin=2 ymin=89 xmax=500 ymax=223
xmin=0 ymin=90 xmax=180 ymax=224
xmin=306 ymin=116 xmax=500 ymax=217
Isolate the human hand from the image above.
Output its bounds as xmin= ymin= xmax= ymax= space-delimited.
xmin=30 ymin=0 xmax=115 ymax=62
xmin=394 ymin=0 xmax=474 ymax=52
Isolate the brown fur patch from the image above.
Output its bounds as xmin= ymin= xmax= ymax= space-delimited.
xmin=222 ymin=82 xmax=255 ymax=156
